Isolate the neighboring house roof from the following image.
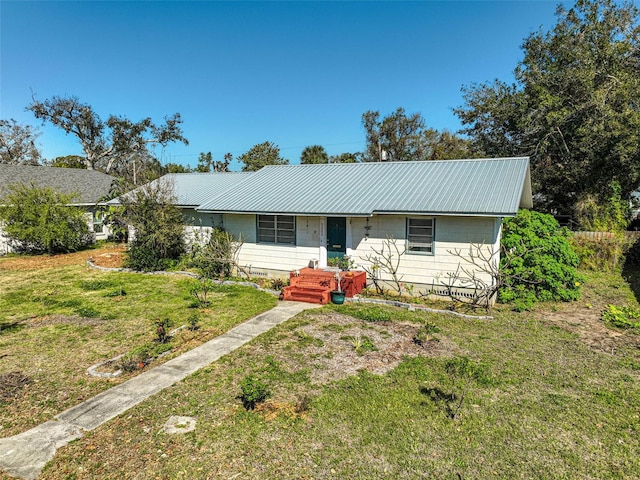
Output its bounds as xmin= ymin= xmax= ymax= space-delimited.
xmin=109 ymin=172 xmax=254 ymax=207
xmin=0 ymin=164 xmax=116 ymax=205
xmin=197 ymin=157 xmax=533 ymax=217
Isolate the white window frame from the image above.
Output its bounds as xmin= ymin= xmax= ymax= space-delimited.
xmin=406 ymin=217 xmax=435 ymax=254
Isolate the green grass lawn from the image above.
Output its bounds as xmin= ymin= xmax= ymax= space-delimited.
xmin=0 ymin=257 xmax=277 ymax=437
xmin=2 ymin=250 xmax=640 ymax=479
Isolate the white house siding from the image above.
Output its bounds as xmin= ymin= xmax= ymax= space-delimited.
xmin=350 ymin=214 xmax=500 ymax=288
xmin=219 ymin=213 xmax=500 ymax=289
xmin=183 ymin=209 xmax=223 ymax=247
xmin=224 ymin=214 xmax=323 ymax=274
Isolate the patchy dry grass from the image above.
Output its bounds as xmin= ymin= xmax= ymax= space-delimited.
xmin=2 ymin=252 xmax=640 ymax=479
xmin=0 ymin=248 xmax=276 ymax=437
xmin=30 ymin=269 xmax=640 ymax=480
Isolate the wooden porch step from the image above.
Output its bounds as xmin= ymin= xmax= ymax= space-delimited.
xmin=282 ymin=286 xmax=331 ymax=305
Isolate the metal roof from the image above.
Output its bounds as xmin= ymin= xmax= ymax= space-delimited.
xmin=0 ymin=164 xmax=116 ymax=205
xmin=109 ymin=172 xmax=254 ymax=207
xmin=197 ymin=158 xmax=532 ymax=217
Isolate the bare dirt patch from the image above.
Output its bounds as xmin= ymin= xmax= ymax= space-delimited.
xmin=89 ymin=246 xmax=126 ymax=269
xmin=537 ymin=304 xmax=639 ymax=357
xmin=0 ymin=244 xmax=126 ymax=271
xmin=260 ymin=310 xmax=459 ymax=386
xmin=0 ymin=372 xmax=30 ymax=404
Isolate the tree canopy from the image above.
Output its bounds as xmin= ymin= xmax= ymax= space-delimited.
xmin=0 ymin=119 xmax=42 ymax=165
xmin=195 ymin=151 xmax=232 ymax=172
xmin=300 ymin=145 xmax=329 ymax=164
xmin=455 ymin=0 xmax=640 ymax=215
xmin=238 ymin=141 xmax=288 ymax=172
xmin=362 ymin=107 xmax=480 ymax=162
xmin=27 ymin=95 xmax=189 ymax=176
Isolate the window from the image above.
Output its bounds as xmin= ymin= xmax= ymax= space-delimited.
xmin=257 ymin=215 xmax=295 ymax=245
xmin=407 ymin=217 xmax=434 ymax=253
xmin=93 ymin=210 xmax=106 ymax=234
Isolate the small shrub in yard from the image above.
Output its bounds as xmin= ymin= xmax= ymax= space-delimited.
xmin=190 ymin=278 xmax=216 ymax=307
xmin=413 ymin=322 xmax=440 ymax=346
xmin=601 ymin=305 xmax=640 ymax=330
xmin=118 ymin=342 xmax=173 ymax=372
xmin=270 ymin=277 xmax=289 ymax=291
xmin=239 ymin=374 xmax=271 ymax=410
xmin=121 ymin=178 xmax=186 ymax=272
xmin=154 ymin=318 xmax=173 ymax=343
xmin=422 ymin=356 xmax=491 ymax=420
xmin=187 ymin=313 xmax=200 ymax=331
xmin=342 ymin=335 xmax=378 ymax=355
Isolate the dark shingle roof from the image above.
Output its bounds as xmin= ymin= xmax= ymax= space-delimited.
xmin=0 ymin=165 xmax=116 ymax=205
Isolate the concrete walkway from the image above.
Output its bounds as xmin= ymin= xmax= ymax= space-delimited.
xmin=0 ymin=301 xmax=318 ymax=480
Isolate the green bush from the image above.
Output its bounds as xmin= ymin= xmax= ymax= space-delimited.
xmin=499 ymin=210 xmax=583 ymax=310
xmin=0 ymin=183 xmax=93 ymax=254
xmin=121 ymin=179 xmax=185 ymax=272
xmin=601 ymin=305 xmax=640 ymax=330
xmin=239 ymin=374 xmax=271 ymax=410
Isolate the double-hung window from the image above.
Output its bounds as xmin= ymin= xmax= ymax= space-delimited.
xmin=257 ymin=215 xmax=295 ymax=245
xmin=407 ymin=217 xmax=434 ymax=254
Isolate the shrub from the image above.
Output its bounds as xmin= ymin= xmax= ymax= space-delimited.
xmin=601 ymin=305 xmax=640 ymax=330
xmin=239 ymin=374 xmax=271 ymax=410
xmin=569 ymin=235 xmax=633 ymax=271
xmin=0 ymin=183 xmax=93 ymax=254
xmin=413 ymin=322 xmax=440 ymax=346
xmin=189 ymin=227 xmax=243 ymax=279
xmin=499 ymin=210 xmax=584 ymax=309
xmin=120 ymin=178 xmax=185 ymax=272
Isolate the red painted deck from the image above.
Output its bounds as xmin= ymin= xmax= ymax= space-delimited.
xmin=282 ymin=268 xmax=367 ymax=304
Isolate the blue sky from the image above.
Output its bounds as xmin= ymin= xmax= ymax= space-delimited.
xmin=1 ymin=1 xmax=565 ymax=171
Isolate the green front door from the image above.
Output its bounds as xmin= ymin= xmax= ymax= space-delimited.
xmin=327 ymin=217 xmax=346 ymax=260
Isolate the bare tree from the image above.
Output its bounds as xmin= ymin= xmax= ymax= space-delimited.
xmin=28 ymin=95 xmax=188 ymax=174
xmin=0 ymin=119 xmax=42 ymax=165
xmin=360 ymin=236 xmax=406 ymax=295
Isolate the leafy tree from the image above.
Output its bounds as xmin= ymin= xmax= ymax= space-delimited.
xmin=0 ymin=184 xmax=91 ymax=254
xmin=47 ymin=155 xmax=86 ymax=169
xmin=455 ymin=0 xmax=640 ymax=214
xmin=300 ymin=145 xmax=329 ymax=164
xmin=238 ymin=141 xmax=288 ymax=172
xmin=429 ymin=130 xmax=481 ymax=160
xmin=0 ymin=119 xmax=42 ymax=165
xmin=196 ymin=151 xmax=231 ymax=172
xmin=329 ymin=152 xmax=361 ymax=163
xmin=362 ymin=107 xmax=435 ymax=162
xmin=362 ymin=107 xmax=479 ymax=162
xmin=27 ymin=95 xmax=188 ymax=174
xmin=119 ymin=178 xmax=185 ymax=271
xmin=164 ymin=162 xmax=192 ymax=173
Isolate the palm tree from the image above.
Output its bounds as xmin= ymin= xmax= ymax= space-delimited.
xmin=300 ymin=145 xmax=328 ymax=164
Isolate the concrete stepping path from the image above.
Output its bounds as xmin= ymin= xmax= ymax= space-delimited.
xmin=0 ymin=301 xmax=318 ymax=480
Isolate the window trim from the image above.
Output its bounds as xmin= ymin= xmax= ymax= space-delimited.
xmin=406 ymin=217 xmax=435 ymax=255
xmin=257 ymin=214 xmax=296 ymax=245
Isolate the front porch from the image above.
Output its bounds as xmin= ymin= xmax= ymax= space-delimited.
xmin=281 ymin=267 xmax=367 ymax=304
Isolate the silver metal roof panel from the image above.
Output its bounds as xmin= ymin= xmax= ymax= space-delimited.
xmin=197 ymin=157 xmax=532 ymax=217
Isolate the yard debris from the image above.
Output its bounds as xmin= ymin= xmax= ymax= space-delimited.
xmin=0 ymin=371 xmax=30 ymax=403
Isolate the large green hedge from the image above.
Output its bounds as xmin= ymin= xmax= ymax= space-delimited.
xmin=499 ymin=210 xmax=583 ymax=310
xmin=0 ymin=183 xmax=92 ymax=254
